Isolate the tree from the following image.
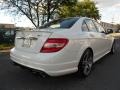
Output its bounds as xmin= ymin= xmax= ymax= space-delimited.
xmin=1 ymin=0 xmax=77 ymax=28
xmin=59 ymin=0 xmax=100 ymax=20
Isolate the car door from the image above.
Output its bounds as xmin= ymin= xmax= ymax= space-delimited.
xmin=84 ymin=19 xmax=106 ymax=61
xmin=93 ymin=20 xmax=111 ymax=52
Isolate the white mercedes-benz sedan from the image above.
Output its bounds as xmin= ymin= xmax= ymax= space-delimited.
xmin=10 ymin=17 xmax=116 ymax=77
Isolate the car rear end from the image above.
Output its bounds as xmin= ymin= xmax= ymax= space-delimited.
xmin=10 ymin=17 xmax=81 ymax=76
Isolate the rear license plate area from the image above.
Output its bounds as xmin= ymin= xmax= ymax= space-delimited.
xmin=22 ymin=39 xmax=31 ymax=48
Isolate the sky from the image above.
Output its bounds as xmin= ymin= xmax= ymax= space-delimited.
xmin=0 ymin=10 xmax=34 ymax=27
xmin=0 ymin=0 xmax=120 ymax=27
xmin=95 ymin=0 xmax=120 ymax=24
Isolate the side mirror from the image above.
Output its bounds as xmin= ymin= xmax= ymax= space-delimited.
xmin=107 ymin=29 xmax=113 ymax=34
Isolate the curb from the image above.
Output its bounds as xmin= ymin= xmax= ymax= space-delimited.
xmin=0 ymin=50 xmax=10 ymax=55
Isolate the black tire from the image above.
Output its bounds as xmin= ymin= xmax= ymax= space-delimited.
xmin=78 ymin=49 xmax=93 ymax=77
xmin=110 ymin=41 xmax=116 ymax=54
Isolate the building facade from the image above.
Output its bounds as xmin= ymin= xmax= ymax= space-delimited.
xmin=100 ymin=22 xmax=117 ymax=32
xmin=0 ymin=23 xmax=15 ymax=29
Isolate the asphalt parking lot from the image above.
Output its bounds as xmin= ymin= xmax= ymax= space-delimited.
xmin=0 ymin=39 xmax=120 ymax=90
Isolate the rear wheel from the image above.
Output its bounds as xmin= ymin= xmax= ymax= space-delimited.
xmin=78 ymin=49 xmax=93 ymax=77
xmin=110 ymin=41 xmax=116 ymax=54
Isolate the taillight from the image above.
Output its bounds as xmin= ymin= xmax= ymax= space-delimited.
xmin=40 ymin=38 xmax=69 ymax=53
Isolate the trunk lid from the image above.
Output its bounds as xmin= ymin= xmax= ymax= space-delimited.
xmin=15 ymin=30 xmax=52 ymax=53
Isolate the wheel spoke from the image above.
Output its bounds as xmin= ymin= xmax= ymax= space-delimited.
xmin=79 ymin=50 xmax=93 ymax=76
xmin=82 ymin=51 xmax=93 ymax=75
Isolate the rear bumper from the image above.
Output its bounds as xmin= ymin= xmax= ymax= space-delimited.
xmin=10 ymin=48 xmax=78 ymax=76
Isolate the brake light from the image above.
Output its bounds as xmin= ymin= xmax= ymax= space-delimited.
xmin=40 ymin=38 xmax=69 ymax=53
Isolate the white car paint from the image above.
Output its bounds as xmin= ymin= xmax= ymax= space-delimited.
xmin=10 ymin=17 xmax=114 ymax=76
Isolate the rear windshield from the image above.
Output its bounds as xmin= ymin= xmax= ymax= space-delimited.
xmin=40 ymin=17 xmax=79 ymax=29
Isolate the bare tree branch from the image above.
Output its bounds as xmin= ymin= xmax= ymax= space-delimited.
xmin=1 ymin=0 xmax=76 ymax=28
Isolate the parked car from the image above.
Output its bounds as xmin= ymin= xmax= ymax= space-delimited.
xmin=104 ymin=29 xmax=120 ymax=39
xmin=108 ymin=33 xmax=120 ymax=39
xmin=107 ymin=29 xmax=120 ymax=39
xmin=10 ymin=17 xmax=116 ymax=77
xmin=0 ymin=30 xmax=16 ymax=44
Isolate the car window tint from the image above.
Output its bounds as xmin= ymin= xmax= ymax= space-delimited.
xmin=85 ymin=19 xmax=97 ymax=32
xmin=82 ymin=21 xmax=89 ymax=32
xmin=93 ymin=21 xmax=105 ymax=33
xmin=40 ymin=18 xmax=79 ymax=29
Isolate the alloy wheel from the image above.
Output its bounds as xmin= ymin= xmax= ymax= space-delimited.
xmin=79 ymin=49 xmax=93 ymax=77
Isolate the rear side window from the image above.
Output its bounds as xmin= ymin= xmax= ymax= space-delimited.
xmin=40 ymin=18 xmax=79 ymax=29
xmin=82 ymin=21 xmax=89 ymax=32
xmin=85 ymin=19 xmax=98 ymax=32
xmin=93 ymin=21 xmax=105 ymax=33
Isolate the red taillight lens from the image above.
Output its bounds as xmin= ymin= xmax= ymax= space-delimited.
xmin=40 ymin=38 xmax=69 ymax=53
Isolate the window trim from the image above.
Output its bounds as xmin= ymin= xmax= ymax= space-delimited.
xmin=91 ymin=20 xmax=99 ymax=32
xmin=92 ymin=20 xmax=106 ymax=33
